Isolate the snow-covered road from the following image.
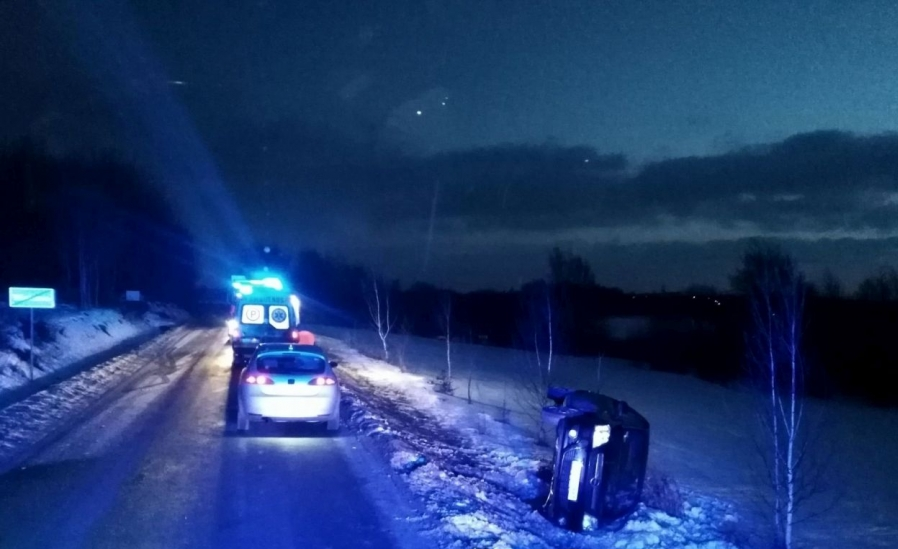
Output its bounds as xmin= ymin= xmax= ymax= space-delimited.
xmin=0 ymin=326 xmax=426 ymax=549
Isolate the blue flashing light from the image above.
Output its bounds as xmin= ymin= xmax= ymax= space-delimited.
xmin=261 ymin=277 xmax=283 ymax=291
xmin=234 ymin=283 xmax=253 ymax=295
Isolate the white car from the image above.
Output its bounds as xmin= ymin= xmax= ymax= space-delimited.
xmin=236 ymin=343 xmax=341 ymax=433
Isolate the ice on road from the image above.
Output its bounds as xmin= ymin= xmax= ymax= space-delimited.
xmin=0 ymin=327 xmax=425 ymax=549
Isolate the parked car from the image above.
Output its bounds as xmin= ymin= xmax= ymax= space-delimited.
xmin=237 ymin=343 xmax=340 ymax=433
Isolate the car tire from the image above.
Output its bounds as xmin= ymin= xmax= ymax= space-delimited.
xmin=237 ymin=401 xmax=250 ymax=432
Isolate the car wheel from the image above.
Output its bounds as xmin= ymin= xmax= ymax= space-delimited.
xmin=237 ymin=401 xmax=250 ymax=432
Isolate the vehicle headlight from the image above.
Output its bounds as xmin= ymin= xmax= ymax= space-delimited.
xmin=592 ymin=424 xmax=611 ymax=448
xmin=567 ymin=427 xmax=579 ymax=441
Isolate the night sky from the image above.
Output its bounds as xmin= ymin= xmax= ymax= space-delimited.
xmin=4 ymin=0 xmax=898 ymax=291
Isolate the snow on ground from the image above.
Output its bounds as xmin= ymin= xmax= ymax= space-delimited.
xmin=0 ymin=302 xmax=187 ymax=392
xmin=321 ymin=335 xmax=743 ymax=549
xmin=315 ymin=326 xmax=898 ymax=549
xmin=0 ymin=326 xmax=201 ymax=470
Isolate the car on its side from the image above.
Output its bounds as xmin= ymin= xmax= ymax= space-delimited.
xmin=236 ymin=343 xmax=340 ymax=433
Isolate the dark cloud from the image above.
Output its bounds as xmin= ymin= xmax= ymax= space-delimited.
xmin=334 ymin=129 xmax=898 ymax=245
xmin=205 ymin=122 xmax=898 ymax=290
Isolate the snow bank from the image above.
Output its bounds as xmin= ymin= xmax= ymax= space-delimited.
xmin=322 ymin=335 xmax=744 ymax=549
xmin=0 ymin=326 xmax=201 ymax=470
xmin=0 ymin=302 xmax=187 ymax=393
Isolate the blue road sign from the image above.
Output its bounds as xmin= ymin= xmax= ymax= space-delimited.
xmin=9 ymin=287 xmax=56 ymax=309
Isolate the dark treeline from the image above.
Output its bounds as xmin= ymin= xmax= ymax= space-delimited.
xmin=290 ymin=247 xmax=898 ymax=407
xmin=1 ymin=143 xmax=197 ymax=307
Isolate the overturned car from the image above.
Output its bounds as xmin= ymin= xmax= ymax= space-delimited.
xmin=542 ymin=387 xmax=650 ymax=531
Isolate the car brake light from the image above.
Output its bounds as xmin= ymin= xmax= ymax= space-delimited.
xmin=309 ymin=376 xmax=336 ymax=386
xmin=244 ymin=374 xmax=273 ymax=385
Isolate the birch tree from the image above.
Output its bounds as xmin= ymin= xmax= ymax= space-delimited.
xmin=364 ymin=274 xmax=395 ymax=361
xmin=735 ymin=243 xmax=809 ymax=549
xmin=440 ymin=291 xmax=453 ymax=379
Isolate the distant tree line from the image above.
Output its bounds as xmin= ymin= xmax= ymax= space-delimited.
xmin=0 ymin=142 xmax=197 ymax=307
xmin=286 ymin=244 xmax=898 ymax=408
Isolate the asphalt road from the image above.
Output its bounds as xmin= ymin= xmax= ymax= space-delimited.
xmin=0 ymin=327 xmax=425 ymax=549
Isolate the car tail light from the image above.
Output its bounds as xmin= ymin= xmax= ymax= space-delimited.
xmin=309 ymin=376 xmax=336 ymax=386
xmin=291 ymin=330 xmax=300 ymax=340
xmin=244 ymin=374 xmax=273 ymax=385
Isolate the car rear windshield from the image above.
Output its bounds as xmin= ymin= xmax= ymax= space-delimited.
xmin=255 ymin=353 xmax=326 ymax=374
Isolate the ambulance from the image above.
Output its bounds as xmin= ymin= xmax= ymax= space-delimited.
xmin=227 ymin=275 xmax=302 ymax=366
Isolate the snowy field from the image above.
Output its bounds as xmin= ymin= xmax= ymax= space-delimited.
xmin=0 ymin=302 xmax=187 ymax=393
xmin=314 ymin=326 xmax=898 ymax=549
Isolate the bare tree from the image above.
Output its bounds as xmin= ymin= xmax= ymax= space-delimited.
xmin=440 ymin=291 xmax=453 ymax=379
xmin=393 ymin=318 xmax=412 ymax=372
xmin=431 ymin=291 xmax=455 ymax=394
xmin=364 ymin=274 xmax=395 ymax=361
xmin=512 ymin=280 xmax=557 ymax=443
xmin=819 ymin=269 xmax=844 ymax=298
xmin=855 ymin=266 xmax=898 ymax=301
xmin=544 ymin=286 xmax=554 ymax=377
xmin=548 ymin=246 xmax=595 ymax=287
xmin=527 ymin=282 xmax=555 ymax=377
xmin=737 ymin=243 xmax=811 ymax=549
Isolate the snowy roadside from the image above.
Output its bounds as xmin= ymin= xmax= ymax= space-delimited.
xmin=0 ymin=302 xmax=188 ymax=393
xmin=0 ymin=326 xmax=202 ymax=471
xmin=320 ymin=335 xmax=744 ymax=549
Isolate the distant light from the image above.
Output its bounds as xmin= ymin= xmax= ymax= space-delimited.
xmin=264 ymin=246 xmax=271 ymax=253
xmin=567 ymin=427 xmax=578 ymax=440
xmin=441 ymin=102 xmax=446 ymax=106
xmin=584 ymin=159 xmax=590 ymax=163
xmin=416 ymin=110 xmax=422 ymax=116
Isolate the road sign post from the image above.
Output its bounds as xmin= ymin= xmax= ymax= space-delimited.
xmin=9 ymin=287 xmax=56 ymax=381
